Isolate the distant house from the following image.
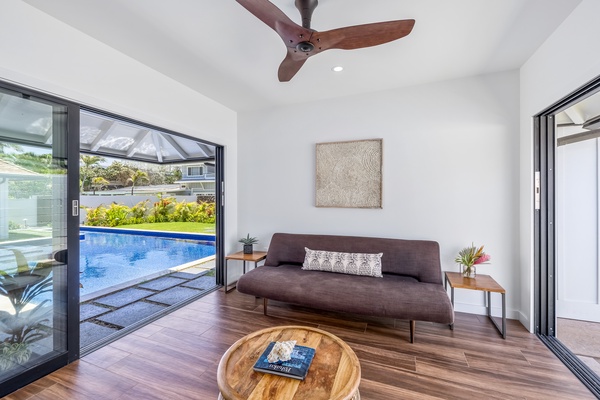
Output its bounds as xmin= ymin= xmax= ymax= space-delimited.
xmin=0 ymin=159 xmax=46 ymax=239
xmin=176 ymin=163 xmax=215 ymax=194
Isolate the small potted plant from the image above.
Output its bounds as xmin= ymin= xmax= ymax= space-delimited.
xmin=455 ymin=243 xmax=491 ymax=278
xmin=239 ymin=234 xmax=258 ymax=254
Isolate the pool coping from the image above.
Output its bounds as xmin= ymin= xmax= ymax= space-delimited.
xmin=79 ymin=226 xmax=216 ymax=242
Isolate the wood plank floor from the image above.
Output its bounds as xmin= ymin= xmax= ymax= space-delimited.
xmin=3 ymin=289 xmax=595 ymax=400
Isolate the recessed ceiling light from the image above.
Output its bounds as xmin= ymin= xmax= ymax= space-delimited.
xmin=332 ymin=66 xmax=344 ymax=72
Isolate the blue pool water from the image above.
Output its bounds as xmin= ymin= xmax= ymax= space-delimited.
xmin=79 ymin=231 xmax=215 ymax=295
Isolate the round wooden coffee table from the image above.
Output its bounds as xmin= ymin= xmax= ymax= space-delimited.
xmin=217 ymin=325 xmax=361 ymax=400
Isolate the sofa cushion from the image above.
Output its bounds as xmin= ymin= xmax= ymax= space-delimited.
xmin=302 ymin=247 xmax=383 ymax=277
xmin=236 ymin=264 xmax=454 ymax=324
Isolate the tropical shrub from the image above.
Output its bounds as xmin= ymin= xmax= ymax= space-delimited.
xmin=82 ymin=203 xmax=130 ymax=227
xmin=129 ymin=200 xmax=149 ymax=224
xmin=104 ymin=203 xmax=130 ymax=227
xmin=194 ymin=202 xmax=216 ymax=223
xmin=82 ymin=204 xmax=108 ymax=226
xmin=151 ymin=195 xmax=174 ymax=223
xmin=8 ymin=221 xmax=22 ymax=230
xmin=171 ymin=200 xmax=193 ymax=222
xmin=82 ymin=197 xmax=215 ymax=226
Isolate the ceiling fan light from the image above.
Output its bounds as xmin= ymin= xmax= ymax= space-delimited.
xmin=332 ymin=66 xmax=344 ymax=72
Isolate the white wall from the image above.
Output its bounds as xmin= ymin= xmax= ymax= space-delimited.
xmin=238 ymin=70 xmax=521 ymax=319
xmin=7 ymin=198 xmax=38 ymax=227
xmin=556 ymin=138 xmax=600 ymax=322
xmin=520 ymin=0 xmax=600 ymax=331
xmin=0 ymin=0 xmax=238 ymax=252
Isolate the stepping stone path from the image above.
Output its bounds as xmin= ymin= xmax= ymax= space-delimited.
xmin=147 ymin=286 xmax=203 ymax=306
xmin=138 ymin=276 xmax=188 ymax=291
xmin=96 ymin=302 xmax=167 ymax=327
xmin=80 ymin=269 xmax=216 ymax=348
xmin=80 ymin=303 xmax=112 ymax=321
xmin=94 ymin=287 xmax=156 ymax=308
xmin=80 ymin=322 xmax=119 ymax=347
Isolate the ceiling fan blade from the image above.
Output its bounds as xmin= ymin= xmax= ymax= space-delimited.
xmin=313 ymin=19 xmax=415 ymax=51
xmin=236 ymin=0 xmax=310 ymax=45
xmin=278 ymin=48 xmax=309 ymax=82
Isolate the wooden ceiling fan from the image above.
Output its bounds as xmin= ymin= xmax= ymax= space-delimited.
xmin=236 ymin=0 xmax=415 ymax=82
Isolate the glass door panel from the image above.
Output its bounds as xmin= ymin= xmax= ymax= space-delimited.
xmin=0 ymin=86 xmax=71 ymax=393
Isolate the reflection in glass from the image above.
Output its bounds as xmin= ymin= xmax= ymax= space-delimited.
xmin=0 ymin=88 xmax=68 ymax=383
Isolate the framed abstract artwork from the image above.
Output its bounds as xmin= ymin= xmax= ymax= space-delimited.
xmin=315 ymin=139 xmax=382 ymax=208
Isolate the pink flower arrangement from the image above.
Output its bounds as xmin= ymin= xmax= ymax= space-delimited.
xmin=455 ymin=244 xmax=491 ymax=268
xmin=473 ymin=253 xmax=491 ymax=265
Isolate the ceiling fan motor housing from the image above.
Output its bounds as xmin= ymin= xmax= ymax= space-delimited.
xmin=296 ymin=41 xmax=314 ymax=52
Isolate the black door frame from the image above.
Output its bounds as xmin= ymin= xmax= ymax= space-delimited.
xmin=534 ymin=75 xmax=600 ymax=398
xmin=215 ymin=145 xmax=225 ymax=287
xmin=0 ymin=80 xmax=80 ymax=396
xmin=0 ymin=80 xmax=226 ymax=396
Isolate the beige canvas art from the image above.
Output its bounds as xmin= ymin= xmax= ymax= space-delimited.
xmin=315 ymin=139 xmax=382 ymax=208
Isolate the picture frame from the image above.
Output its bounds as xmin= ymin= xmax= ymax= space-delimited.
xmin=315 ymin=139 xmax=382 ymax=208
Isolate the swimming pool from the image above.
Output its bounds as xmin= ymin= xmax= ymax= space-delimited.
xmin=79 ymin=229 xmax=215 ymax=296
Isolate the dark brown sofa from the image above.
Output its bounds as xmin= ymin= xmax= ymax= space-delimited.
xmin=236 ymin=233 xmax=454 ymax=342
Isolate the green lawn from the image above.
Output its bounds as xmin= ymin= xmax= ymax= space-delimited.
xmin=5 ymin=229 xmax=52 ymax=242
xmin=112 ymin=222 xmax=215 ymax=234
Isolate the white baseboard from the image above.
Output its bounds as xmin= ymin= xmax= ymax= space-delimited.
xmin=452 ymin=302 xmax=520 ymax=320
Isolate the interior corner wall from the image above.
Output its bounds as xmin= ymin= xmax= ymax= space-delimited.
xmin=238 ymin=70 xmax=521 ymax=320
xmin=0 ymin=0 xmax=238 ymax=253
xmin=519 ymin=0 xmax=600 ymax=332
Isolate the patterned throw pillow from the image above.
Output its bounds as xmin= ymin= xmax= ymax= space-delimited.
xmin=302 ymin=247 xmax=383 ymax=278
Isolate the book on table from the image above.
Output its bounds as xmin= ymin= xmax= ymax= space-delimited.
xmin=253 ymin=342 xmax=316 ymax=380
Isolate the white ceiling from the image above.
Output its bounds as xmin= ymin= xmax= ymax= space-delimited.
xmin=24 ymin=0 xmax=582 ymax=112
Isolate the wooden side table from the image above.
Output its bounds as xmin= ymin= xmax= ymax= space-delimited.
xmin=217 ymin=325 xmax=361 ymax=400
xmin=444 ymin=272 xmax=507 ymax=339
xmin=224 ymin=251 xmax=267 ymax=293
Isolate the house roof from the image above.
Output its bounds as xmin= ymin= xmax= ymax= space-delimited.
xmin=0 ymin=159 xmax=45 ymax=180
xmin=23 ymin=0 xmax=582 ymax=112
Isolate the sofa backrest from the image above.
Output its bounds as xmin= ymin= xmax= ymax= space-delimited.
xmin=264 ymin=233 xmax=443 ymax=284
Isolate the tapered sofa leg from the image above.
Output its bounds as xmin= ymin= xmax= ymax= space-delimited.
xmin=410 ymin=320 xmax=415 ymax=343
xmin=263 ymin=298 xmax=268 ymax=316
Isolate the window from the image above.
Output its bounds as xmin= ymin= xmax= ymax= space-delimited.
xmin=187 ymin=166 xmax=203 ymax=176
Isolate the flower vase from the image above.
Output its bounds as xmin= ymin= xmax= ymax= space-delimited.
xmin=462 ymin=265 xmax=476 ymax=278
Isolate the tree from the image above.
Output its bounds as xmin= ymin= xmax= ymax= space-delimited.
xmin=105 ymin=161 xmax=134 ymax=186
xmin=91 ymin=177 xmax=109 ymax=195
xmin=80 ymin=155 xmax=105 ymax=168
xmin=171 ymin=167 xmax=182 ymax=182
xmin=130 ymin=170 xmax=149 ymax=195
xmin=80 ymin=155 xmax=105 ymax=191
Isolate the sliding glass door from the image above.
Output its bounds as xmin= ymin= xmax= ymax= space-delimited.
xmin=0 ymin=83 xmax=79 ymax=396
xmin=534 ymin=76 xmax=600 ymax=398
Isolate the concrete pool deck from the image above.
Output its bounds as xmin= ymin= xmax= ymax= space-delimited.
xmin=80 ymin=260 xmax=217 ymax=349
